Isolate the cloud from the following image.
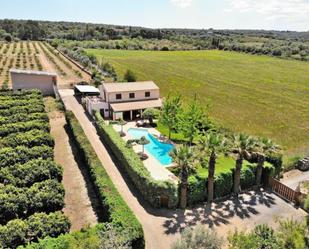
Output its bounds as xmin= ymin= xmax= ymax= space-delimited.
xmin=226 ymin=0 xmax=309 ymax=22
xmin=170 ymin=0 xmax=193 ymax=8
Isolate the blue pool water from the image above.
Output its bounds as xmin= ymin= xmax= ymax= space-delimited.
xmin=128 ymin=128 xmax=174 ymax=166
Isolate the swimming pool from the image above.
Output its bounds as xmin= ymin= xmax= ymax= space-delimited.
xmin=127 ymin=128 xmax=174 ymax=166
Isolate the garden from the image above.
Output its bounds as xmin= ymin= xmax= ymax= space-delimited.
xmin=0 ymin=90 xmax=70 ymax=248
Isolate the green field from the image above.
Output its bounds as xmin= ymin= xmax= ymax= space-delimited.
xmin=86 ymin=49 xmax=309 ymax=155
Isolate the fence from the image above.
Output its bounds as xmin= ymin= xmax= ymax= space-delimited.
xmin=269 ymin=177 xmax=302 ymax=204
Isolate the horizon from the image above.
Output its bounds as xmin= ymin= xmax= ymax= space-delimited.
xmin=1 ymin=0 xmax=309 ymax=32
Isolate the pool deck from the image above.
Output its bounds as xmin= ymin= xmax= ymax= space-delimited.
xmin=113 ymin=122 xmax=178 ymax=184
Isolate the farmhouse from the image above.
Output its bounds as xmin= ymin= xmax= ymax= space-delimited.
xmin=10 ymin=69 xmax=57 ymax=96
xmin=86 ymin=81 xmax=162 ymax=120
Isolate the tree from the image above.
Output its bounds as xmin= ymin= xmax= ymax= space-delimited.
xmin=197 ymin=132 xmax=227 ymax=202
xmin=254 ymin=137 xmax=280 ymax=187
xmin=170 ymin=145 xmax=194 ymax=209
xmin=230 ymin=134 xmax=255 ymax=195
xmin=124 ymin=69 xmax=137 ymax=82
xmin=160 ymin=94 xmax=182 ymax=140
xmin=142 ymin=108 xmax=160 ymax=125
xmin=180 ymin=95 xmax=205 ymax=146
xmin=172 ymin=225 xmax=222 ymax=249
xmin=138 ymin=136 xmax=150 ymax=160
xmin=117 ymin=118 xmax=127 ymax=137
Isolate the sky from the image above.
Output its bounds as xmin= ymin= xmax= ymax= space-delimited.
xmin=1 ymin=0 xmax=309 ymax=31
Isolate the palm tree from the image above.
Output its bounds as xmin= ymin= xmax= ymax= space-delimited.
xmin=197 ymin=132 xmax=227 ymax=202
xmin=170 ymin=145 xmax=194 ymax=209
xmin=255 ymin=137 xmax=280 ymax=187
xmin=117 ymin=118 xmax=127 ymax=137
xmin=230 ymin=133 xmax=256 ymax=195
xmin=138 ymin=136 xmax=150 ymax=160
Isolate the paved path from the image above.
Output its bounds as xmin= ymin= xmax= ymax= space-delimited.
xmin=59 ymin=89 xmax=307 ymax=249
xmin=281 ymin=170 xmax=309 ymax=189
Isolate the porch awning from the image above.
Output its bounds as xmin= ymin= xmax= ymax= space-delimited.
xmin=110 ymin=99 xmax=162 ymax=112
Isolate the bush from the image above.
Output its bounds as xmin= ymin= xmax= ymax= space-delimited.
xmin=94 ymin=111 xmax=179 ymax=208
xmin=0 ymin=212 xmax=70 ymax=249
xmin=0 ymin=120 xmax=50 ymax=137
xmin=0 ymin=180 xmax=64 ymax=224
xmin=0 ymin=113 xmax=49 ymax=125
xmin=0 ymin=129 xmax=54 ymax=148
xmin=0 ymin=159 xmax=63 ymax=187
xmin=0 ymin=145 xmax=53 ymax=168
xmin=0 ymin=104 xmax=45 ymax=116
xmin=65 ymin=111 xmax=144 ymax=247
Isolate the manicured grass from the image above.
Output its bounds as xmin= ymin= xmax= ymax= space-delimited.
xmin=86 ymin=49 xmax=309 ymax=156
xmin=195 ymin=156 xmax=273 ymax=178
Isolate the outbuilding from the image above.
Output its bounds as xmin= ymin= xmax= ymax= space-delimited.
xmin=74 ymin=85 xmax=100 ymax=97
xmin=10 ymin=69 xmax=57 ymax=96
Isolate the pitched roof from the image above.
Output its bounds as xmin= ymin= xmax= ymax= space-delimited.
xmin=102 ymin=81 xmax=159 ymax=93
xmin=9 ymin=69 xmax=57 ymax=77
xmin=110 ymin=99 xmax=162 ymax=112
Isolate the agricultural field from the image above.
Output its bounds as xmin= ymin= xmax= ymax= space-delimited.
xmin=0 ymin=90 xmax=70 ymax=248
xmin=0 ymin=41 xmax=90 ymax=88
xmin=86 ymin=49 xmax=309 ymax=156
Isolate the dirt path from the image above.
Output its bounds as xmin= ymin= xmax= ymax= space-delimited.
xmin=282 ymin=169 xmax=309 ymax=189
xmin=59 ymin=89 xmax=307 ymax=249
xmin=46 ymin=98 xmax=99 ymax=231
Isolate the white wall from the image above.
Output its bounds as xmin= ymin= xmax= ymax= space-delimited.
xmin=11 ymin=73 xmax=56 ymax=95
xmin=107 ymin=89 xmax=160 ymax=103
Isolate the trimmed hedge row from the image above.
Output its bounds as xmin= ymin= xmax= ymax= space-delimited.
xmin=94 ymin=112 xmax=179 ymax=208
xmin=0 ymin=120 xmax=50 ymax=137
xmin=0 ymin=159 xmax=63 ymax=188
xmin=0 ymin=129 xmax=54 ymax=148
xmin=0 ymin=212 xmax=70 ymax=249
xmin=65 ymin=111 xmax=144 ymax=247
xmin=187 ymin=164 xmax=275 ymax=205
xmin=0 ymin=145 xmax=53 ymax=168
xmin=0 ymin=113 xmax=49 ymax=126
xmin=0 ymin=180 xmax=65 ymax=224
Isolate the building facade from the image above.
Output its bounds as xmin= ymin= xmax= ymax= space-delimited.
xmin=87 ymin=81 xmax=162 ymax=120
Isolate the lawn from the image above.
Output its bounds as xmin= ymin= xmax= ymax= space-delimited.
xmin=86 ymin=49 xmax=309 ymax=156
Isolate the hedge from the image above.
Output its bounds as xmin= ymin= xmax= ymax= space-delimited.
xmin=0 ymin=129 xmax=54 ymax=148
xmin=0 ymin=99 xmax=44 ymax=110
xmin=0 ymin=89 xmax=42 ymax=98
xmin=187 ymin=164 xmax=275 ymax=205
xmin=65 ymin=111 xmax=144 ymax=248
xmin=0 ymin=180 xmax=65 ymax=224
xmin=0 ymin=212 xmax=70 ymax=249
xmin=0 ymin=159 xmax=63 ymax=187
xmin=0 ymin=113 xmax=49 ymax=126
xmin=0 ymin=120 xmax=50 ymax=137
xmin=94 ymin=111 xmax=179 ymax=208
xmin=0 ymin=145 xmax=53 ymax=168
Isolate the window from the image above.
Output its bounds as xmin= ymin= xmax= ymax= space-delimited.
xmin=116 ymin=93 xmax=122 ymax=100
xmin=145 ymin=91 xmax=150 ymax=97
xmin=129 ymin=93 xmax=135 ymax=99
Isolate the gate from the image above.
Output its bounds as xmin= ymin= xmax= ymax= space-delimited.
xmin=269 ymin=177 xmax=298 ymax=203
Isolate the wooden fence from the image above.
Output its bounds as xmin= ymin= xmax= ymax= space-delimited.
xmin=269 ymin=177 xmax=301 ymax=204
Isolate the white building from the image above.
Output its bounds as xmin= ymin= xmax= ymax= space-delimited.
xmin=10 ymin=69 xmax=57 ymax=96
xmin=86 ymin=81 xmax=162 ymax=120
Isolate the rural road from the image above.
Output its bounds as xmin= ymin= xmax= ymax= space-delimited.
xmin=59 ymin=89 xmax=307 ymax=249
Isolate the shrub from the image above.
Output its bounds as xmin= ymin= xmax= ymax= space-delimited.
xmin=0 ymin=180 xmax=64 ymax=224
xmin=0 ymin=145 xmax=53 ymax=168
xmin=65 ymin=111 xmax=144 ymax=247
xmin=0 ymin=212 xmax=70 ymax=249
xmin=0 ymin=129 xmax=54 ymax=148
xmin=94 ymin=111 xmax=179 ymax=208
xmin=172 ymin=225 xmax=223 ymax=249
xmin=0 ymin=120 xmax=50 ymax=137
xmin=0 ymin=113 xmax=49 ymax=126
xmin=0 ymin=159 xmax=63 ymax=187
